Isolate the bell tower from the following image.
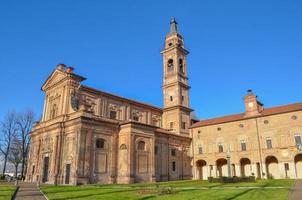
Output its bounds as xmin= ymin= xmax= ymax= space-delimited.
xmin=161 ymin=18 xmax=192 ymax=135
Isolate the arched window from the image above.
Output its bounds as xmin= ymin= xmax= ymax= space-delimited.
xmin=179 ymin=58 xmax=184 ymax=73
xmin=167 ymin=59 xmax=174 ymax=71
xmin=137 ymin=141 xmax=145 ymax=151
xmin=96 ymin=138 xmax=105 ymax=149
xmin=120 ymin=144 xmax=127 ymax=150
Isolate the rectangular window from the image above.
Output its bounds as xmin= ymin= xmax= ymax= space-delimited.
xmin=198 ymin=147 xmax=203 ymax=154
xmin=266 ymin=137 xmax=272 ymax=149
xmin=170 ymin=122 xmax=174 ymax=129
xmin=171 ymin=149 xmax=176 ymax=156
xmin=295 ymin=134 xmax=301 ymax=148
xmin=182 ymin=96 xmax=184 ymax=102
xmin=241 ymin=140 xmax=247 ymax=151
xmin=170 ymin=96 xmax=173 ymax=102
xmin=218 ymin=143 xmax=223 ymax=153
xmin=181 ymin=122 xmax=185 ymax=129
xmin=109 ymin=110 xmax=117 ymax=119
xmin=172 ymin=161 xmax=176 ymax=172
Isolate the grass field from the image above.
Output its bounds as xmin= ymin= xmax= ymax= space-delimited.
xmin=0 ymin=182 xmax=16 ymax=200
xmin=41 ymin=179 xmax=295 ymax=200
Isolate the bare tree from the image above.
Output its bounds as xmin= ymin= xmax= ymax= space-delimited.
xmin=16 ymin=110 xmax=34 ymax=179
xmin=8 ymin=137 xmax=22 ymax=178
xmin=0 ymin=112 xmax=18 ymax=176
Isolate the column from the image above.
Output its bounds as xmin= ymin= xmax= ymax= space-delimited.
xmin=97 ymin=98 xmax=102 ymax=116
xmin=262 ymin=163 xmax=267 ymax=179
xmin=147 ymin=112 xmax=152 ymax=125
xmin=84 ymin=130 xmax=93 ymax=181
xmin=126 ymin=106 xmax=131 ymax=120
xmin=208 ymin=165 xmax=212 ymax=178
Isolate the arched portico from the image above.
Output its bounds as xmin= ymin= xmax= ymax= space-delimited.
xmin=196 ymin=160 xmax=207 ymax=180
xmin=295 ymin=154 xmax=302 ymax=178
xmin=216 ymin=158 xmax=228 ymax=177
xmin=240 ymin=158 xmax=252 ymax=177
xmin=265 ymin=156 xmax=279 ymax=179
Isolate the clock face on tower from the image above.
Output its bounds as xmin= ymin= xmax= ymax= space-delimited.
xmin=248 ymin=102 xmax=254 ymax=108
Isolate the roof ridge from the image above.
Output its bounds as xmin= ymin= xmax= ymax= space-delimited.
xmin=191 ymin=101 xmax=302 ymax=128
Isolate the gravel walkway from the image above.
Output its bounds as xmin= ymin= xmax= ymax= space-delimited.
xmin=14 ymin=182 xmax=47 ymax=200
xmin=288 ymin=180 xmax=302 ymax=200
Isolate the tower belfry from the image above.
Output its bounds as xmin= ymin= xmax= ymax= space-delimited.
xmin=161 ymin=18 xmax=192 ymax=135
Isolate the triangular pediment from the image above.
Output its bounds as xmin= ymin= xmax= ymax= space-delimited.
xmin=41 ymin=69 xmax=67 ymax=91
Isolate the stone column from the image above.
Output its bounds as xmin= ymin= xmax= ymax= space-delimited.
xmin=126 ymin=106 xmax=131 ymax=120
xmin=51 ymin=135 xmax=59 ymax=184
xmin=147 ymin=112 xmax=152 ymax=125
xmin=208 ymin=165 xmax=212 ymax=178
xmin=150 ymin=137 xmax=156 ymax=182
xmin=42 ymin=95 xmax=48 ymax=121
xmin=84 ymin=130 xmax=93 ymax=182
xmin=262 ymin=163 xmax=267 ymax=179
xmin=97 ymin=98 xmax=102 ymax=116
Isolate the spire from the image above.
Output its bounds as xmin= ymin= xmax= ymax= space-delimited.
xmin=170 ymin=17 xmax=178 ymax=33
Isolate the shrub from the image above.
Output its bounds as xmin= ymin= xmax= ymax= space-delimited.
xmin=267 ymin=174 xmax=274 ymax=179
xmin=208 ymin=176 xmax=255 ymax=183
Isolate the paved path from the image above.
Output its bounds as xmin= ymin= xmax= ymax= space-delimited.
xmin=14 ymin=182 xmax=47 ymax=200
xmin=288 ymin=179 xmax=302 ymax=200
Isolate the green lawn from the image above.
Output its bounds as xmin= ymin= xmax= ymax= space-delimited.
xmin=0 ymin=182 xmax=16 ymax=200
xmin=41 ymin=179 xmax=295 ymax=200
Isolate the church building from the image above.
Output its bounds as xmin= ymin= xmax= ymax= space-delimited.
xmin=26 ymin=19 xmax=302 ymax=185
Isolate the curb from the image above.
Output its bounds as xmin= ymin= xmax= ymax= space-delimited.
xmin=11 ymin=186 xmax=20 ymax=200
xmin=38 ymin=186 xmax=49 ymax=200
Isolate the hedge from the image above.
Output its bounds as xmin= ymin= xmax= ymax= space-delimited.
xmin=208 ymin=176 xmax=256 ymax=183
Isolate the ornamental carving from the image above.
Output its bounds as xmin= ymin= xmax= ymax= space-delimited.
xmin=42 ymin=136 xmax=53 ymax=152
xmin=81 ymin=95 xmax=96 ymax=113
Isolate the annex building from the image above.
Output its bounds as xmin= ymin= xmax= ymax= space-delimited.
xmin=26 ymin=19 xmax=302 ymax=185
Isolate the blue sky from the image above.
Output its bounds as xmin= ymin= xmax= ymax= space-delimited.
xmin=0 ymin=0 xmax=301 ymax=121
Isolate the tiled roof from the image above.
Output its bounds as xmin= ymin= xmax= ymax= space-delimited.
xmin=191 ymin=102 xmax=302 ymax=128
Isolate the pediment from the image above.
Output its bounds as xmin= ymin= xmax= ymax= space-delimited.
xmin=41 ymin=69 xmax=67 ymax=91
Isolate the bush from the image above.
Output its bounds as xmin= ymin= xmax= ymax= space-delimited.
xmin=0 ymin=175 xmax=5 ymax=180
xmin=208 ymin=176 xmax=255 ymax=183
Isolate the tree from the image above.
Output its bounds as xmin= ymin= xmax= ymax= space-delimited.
xmin=0 ymin=112 xmax=18 ymax=176
xmin=8 ymin=137 xmax=22 ymax=178
xmin=16 ymin=110 xmax=34 ymax=179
